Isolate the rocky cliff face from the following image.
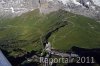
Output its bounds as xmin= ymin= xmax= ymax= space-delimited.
xmin=60 ymin=0 xmax=100 ymax=19
xmin=0 ymin=0 xmax=63 ymax=17
xmin=0 ymin=0 xmax=40 ymax=17
xmin=0 ymin=0 xmax=100 ymax=19
xmin=39 ymin=0 xmax=64 ymax=14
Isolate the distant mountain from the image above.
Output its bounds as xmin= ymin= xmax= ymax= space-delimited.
xmin=0 ymin=0 xmax=100 ymax=19
xmin=0 ymin=0 xmax=40 ymax=17
xmin=61 ymin=0 xmax=100 ymax=19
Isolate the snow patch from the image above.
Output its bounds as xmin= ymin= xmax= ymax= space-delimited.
xmin=10 ymin=7 xmax=15 ymax=13
xmin=58 ymin=0 xmax=70 ymax=4
xmin=72 ymin=0 xmax=81 ymax=5
xmin=86 ymin=2 xmax=90 ymax=5
xmin=92 ymin=0 xmax=100 ymax=6
xmin=48 ymin=0 xmax=53 ymax=2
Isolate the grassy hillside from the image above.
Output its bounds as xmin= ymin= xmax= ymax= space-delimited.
xmin=0 ymin=9 xmax=100 ymax=56
xmin=49 ymin=13 xmax=100 ymax=51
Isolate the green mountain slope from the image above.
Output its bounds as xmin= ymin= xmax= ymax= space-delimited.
xmin=49 ymin=14 xmax=100 ymax=51
xmin=0 ymin=9 xmax=100 ymax=56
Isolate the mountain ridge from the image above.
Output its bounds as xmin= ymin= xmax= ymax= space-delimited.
xmin=0 ymin=0 xmax=100 ymax=19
